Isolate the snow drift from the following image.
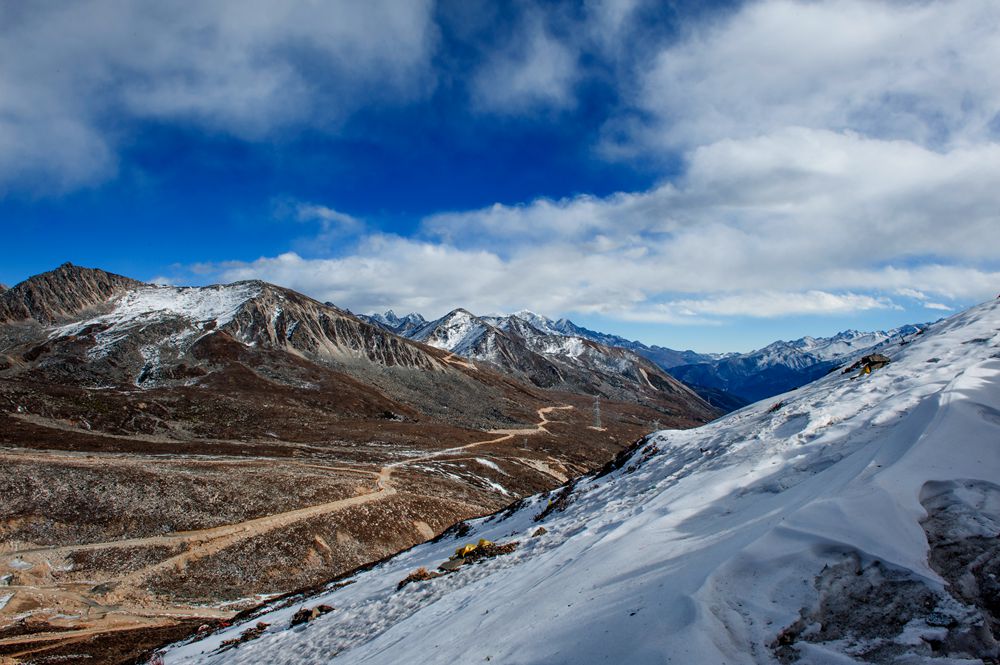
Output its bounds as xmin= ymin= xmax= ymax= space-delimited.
xmin=163 ymin=298 xmax=1000 ymax=664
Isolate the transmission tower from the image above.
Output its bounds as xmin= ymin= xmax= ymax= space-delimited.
xmin=593 ymin=396 xmax=602 ymax=429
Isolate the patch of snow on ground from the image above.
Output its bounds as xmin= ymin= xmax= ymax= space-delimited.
xmin=537 ymin=335 xmax=587 ymax=358
xmin=474 ymin=458 xmax=506 ymax=474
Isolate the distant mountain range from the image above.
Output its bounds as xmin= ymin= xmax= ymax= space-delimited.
xmin=669 ymin=325 xmax=923 ymax=404
xmin=361 ymin=308 xmax=715 ymax=419
xmin=364 ymin=308 xmax=927 ymax=409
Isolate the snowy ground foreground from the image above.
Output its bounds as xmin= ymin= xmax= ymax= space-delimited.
xmin=163 ymin=299 xmax=1000 ymax=665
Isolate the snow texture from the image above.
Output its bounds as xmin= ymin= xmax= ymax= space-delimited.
xmin=52 ymin=282 xmax=260 ymax=358
xmin=162 ymin=298 xmax=1000 ymax=665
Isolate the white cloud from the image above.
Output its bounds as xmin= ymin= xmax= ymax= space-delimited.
xmin=661 ymin=291 xmax=897 ymax=319
xmin=203 ymin=119 xmax=999 ymax=321
xmin=293 ymin=203 xmax=364 ymax=236
xmin=585 ymin=0 xmax=644 ymax=52
xmin=422 ymin=127 xmax=1000 ymax=293
xmin=0 ymin=0 xmax=437 ymax=194
xmin=149 ymin=276 xmax=176 ymax=286
xmin=471 ymin=13 xmax=579 ymax=113
xmin=631 ymin=0 xmax=1000 ymax=152
xmin=215 ymin=242 xmax=510 ymax=316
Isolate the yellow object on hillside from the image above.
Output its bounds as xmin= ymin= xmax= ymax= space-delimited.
xmin=453 ymin=538 xmax=494 ymax=559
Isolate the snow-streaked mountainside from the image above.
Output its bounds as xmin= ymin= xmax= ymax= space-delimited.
xmin=365 ymin=308 xmax=720 ymax=369
xmin=53 ymin=282 xmax=262 ymax=360
xmin=1 ymin=265 xmax=718 ymax=436
xmin=369 ymin=307 xmax=682 ymax=372
xmin=37 ymin=279 xmax=444 ymax=389
xmin=784 ymin=327 xmax=923 ymax=361
xmin=506 ymin=310 xmax=725 ymax=368
xmin=164 ymin=298 xmax=1000 ymax=664
xmin=672 ymin=324 xmax=925 ymax=404
xmin=361 ymin=307 xmax=717 ymax=419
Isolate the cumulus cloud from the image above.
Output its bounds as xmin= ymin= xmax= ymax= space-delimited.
xmin=631 ymin=0 xmax=1000 ymax=152
xmin=419 ymin=128 xmax=1000 ymax=294
xmin=215 ymin=241 xmax=510 ymax=315
xmin=661 ymin=292 xmax=897 ymax=319
xmin=0 ymin=0 xmax=437 ymax=194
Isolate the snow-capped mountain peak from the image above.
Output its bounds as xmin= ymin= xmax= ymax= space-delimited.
xmin=508 ymin=309 xmax=561 ymax=334
xmin=362 ymin=310 xmax=428 ymax=336
xmin=374 ymin=306 xmax=715 ymax=419
xmin=411 ymin=308 xmax=494 ymax=356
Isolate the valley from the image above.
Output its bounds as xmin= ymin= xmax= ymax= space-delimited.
xmin=0 ymin=265 xmax=718 ymax=663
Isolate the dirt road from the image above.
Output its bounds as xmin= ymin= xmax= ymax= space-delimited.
xmin=0 ymin=405 xmax=575 ymax=656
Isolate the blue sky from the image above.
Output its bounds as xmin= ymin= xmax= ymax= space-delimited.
xmin=1 ymin=0 xmax=997 ymax=352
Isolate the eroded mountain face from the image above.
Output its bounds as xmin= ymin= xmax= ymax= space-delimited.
xmin=365 ymin=307 xmax=720 ymax=423
xmin=0 ymin=265 xmax=719 ymax=663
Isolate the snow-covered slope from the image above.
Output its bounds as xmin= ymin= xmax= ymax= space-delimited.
xmin=163 ymin=298 xmax=1000 ymax=664
xmin=788 ymin=326 xmax=921 ymax=361
xmin=52 ymin=282 xmax=262 ymax=360
xmin=38 ymin=279 xmax=449 ymax=390
xmin=365 ymin=308 xmax=720 ymax=369
xmin=409 ymin=308 xmax=492 ymax=357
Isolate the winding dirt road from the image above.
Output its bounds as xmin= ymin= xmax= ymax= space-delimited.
xmin=0 ymin=405 xmax=575 ymax=655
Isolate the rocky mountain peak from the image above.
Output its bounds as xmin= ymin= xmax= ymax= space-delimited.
xmin=0 ymin=263 xmax=145 ymax=324
xmin=444 ymin=307 xmax=476 ymax=320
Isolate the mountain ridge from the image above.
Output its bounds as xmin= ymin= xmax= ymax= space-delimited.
xmin=670 ymin=322 xmax=925 ymax=403
xmin=0 ymin=262 xmax=144 ymax=324
xmin=365 ymin=307 xmax=927 ymax=407
xmin=363 ymin=306 xmax=718 ymax=422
